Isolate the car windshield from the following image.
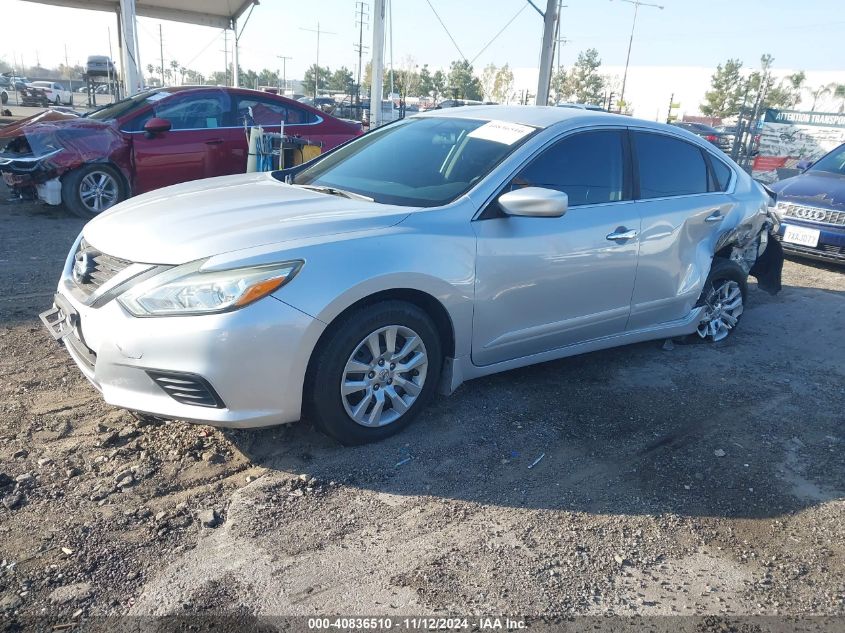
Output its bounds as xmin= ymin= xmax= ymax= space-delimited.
xmin=809 ymin=145 xmax=845 ymax=175
xmin=291 ymin=116 xmax=538 ymax=207
xmin=85 ymin=90 xmax=163 ymax=121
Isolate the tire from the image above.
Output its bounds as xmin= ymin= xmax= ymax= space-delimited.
xmin=62 ymin=164 xmax=126 ymax=219
xmin=306 ymin=300 xmax=443 ymax=445
xmin=694 ymin=258 xmax=748 ymax=342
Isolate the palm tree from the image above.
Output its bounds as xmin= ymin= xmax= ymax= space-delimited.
xmin=169 ymin=60 xmax=179 ymax=85
xmin=833 ymin=84 xmax=845 ymax=113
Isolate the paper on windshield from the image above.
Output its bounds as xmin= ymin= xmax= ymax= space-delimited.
xmin=467 ymin=120 xmax=535 ymax=145
xmin=146 ymin=92 xmax=169 ymax=102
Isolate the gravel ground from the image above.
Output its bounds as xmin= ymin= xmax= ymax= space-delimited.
xmin=0 ymin=184 xmax=843 ymax=631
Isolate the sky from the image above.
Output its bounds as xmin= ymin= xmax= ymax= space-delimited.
xmin=3 ymin=0 xmax=842 ymax=82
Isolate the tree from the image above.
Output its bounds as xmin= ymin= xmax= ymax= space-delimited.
xmin=447 ymin=59 xmax=482 ymax=100
xmin=550 ymin=67 xmax=567 ymax=103
xmin=169 ymin=59 xmax=179 ymax=85
xmin=328 ymin=67 xmax=354 ymax=93
xmin=394 ymin=57 xmax=420 ymax=99
xmin=431 ymin=70 xmax=447 ymax=102
xmin=564 ymin=49 xmax=605 ymax=105
xmin=303 ymin=64 xmax=331 ymax=96
xmin=700 ymin=59 xmax=745 ymax=118
xmin=257 ymin=68 xmax=280 ymax=88
xmin=745 ymin=55 xmax=805 ymax=114
xmin=418 ymin=64 xmax=434 ymax=97
xmin=481 ymin=63 xmax=498 ymax=102
xmin=493 ymin=64 xmax=514 ymax=104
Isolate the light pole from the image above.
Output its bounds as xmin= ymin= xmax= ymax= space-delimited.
xmin=277 ymin=55 xmax=292 ymax=96
xmin=612 ymin=0 xmax=663 ymax=110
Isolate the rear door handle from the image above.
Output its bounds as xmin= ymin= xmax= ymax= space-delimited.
xmin=606 ymin=228 xmax=638 ymax=241
xmin=705 ymin=210 xmax=724 ymax=223
xmin=205 ymin=139 xmax=224 ymax=145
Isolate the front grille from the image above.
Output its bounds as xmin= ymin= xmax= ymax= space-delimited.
xmin=73 ymin=239 xmax=132 ymax=296
xmin=147 ymin=370 xmax=225 ymax=408
xmin=778 ymin=203 xmax=845 ymax=226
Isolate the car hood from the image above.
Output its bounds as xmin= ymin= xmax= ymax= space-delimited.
xmin=0 ymin=109 xmax=84 ymax=142
xmin=84 ymin=172 xmax=415 ymax=265
xmin=770 ymin=171 xmax=845 ymax=210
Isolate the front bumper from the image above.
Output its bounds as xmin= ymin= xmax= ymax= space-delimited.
xmin=775 ymin=219 xmax=845 ymax=264
xmin=40 ymin=285 xmax=326 ymax=429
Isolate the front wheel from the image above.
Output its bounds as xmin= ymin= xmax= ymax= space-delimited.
xmin=62 ymin=164 xmax=126 ymax=219
xmin=306 ymin=301 xmax=443 ymax=445
xmin=695 ymin=258 xmax=747 ymax=342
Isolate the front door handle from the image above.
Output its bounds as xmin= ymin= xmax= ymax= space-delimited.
xmin=205 ymin=139 xmax=224 ymax=145
xmin=606 ymin=228 xmax=638 ymax=241
xmin=705 ymin=210 xmax=724 ymax=223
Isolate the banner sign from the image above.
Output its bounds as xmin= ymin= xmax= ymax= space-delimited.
xmin=752 ymin=109 xmax=845 ymax=183
xmin=764 ymin=108 xmax=845 ymax=128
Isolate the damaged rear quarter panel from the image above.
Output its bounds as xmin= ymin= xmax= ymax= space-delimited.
xmin=627 ymin=172 xmax=773 ymax=330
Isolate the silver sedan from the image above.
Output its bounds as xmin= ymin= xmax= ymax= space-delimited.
xmin=41 ymin=107 xmax=782 ymax=444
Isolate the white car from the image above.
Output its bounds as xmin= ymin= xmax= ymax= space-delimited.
xmin=25 ymin=81 xmax=73 ymax=106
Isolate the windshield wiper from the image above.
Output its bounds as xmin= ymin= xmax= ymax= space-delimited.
xmin=296 ymin=184 xmax=374 ymax=202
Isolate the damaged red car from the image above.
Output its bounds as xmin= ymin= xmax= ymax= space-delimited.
xmin=0 ymin=86 xmax=362 ymax=218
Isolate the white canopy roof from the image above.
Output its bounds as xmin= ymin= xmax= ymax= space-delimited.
xmin=19 ymin=0 xmax=258 ymax=30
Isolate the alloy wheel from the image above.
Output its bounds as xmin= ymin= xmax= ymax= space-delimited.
xmin=340 ymin=324 xmax=428 ymax=427
xmin=696 ymin=279 xmax=743 ymax=341
xmin=78 ymin=171 xmax=119 ymax=214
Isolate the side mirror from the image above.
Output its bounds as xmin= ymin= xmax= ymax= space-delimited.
xmin=795 ymin=159 xmax=812 ymax=172
xmin=143 ymin=117 xmax=171 ymax=138
xmin=498 ymin=187 xmax=568 ymax=218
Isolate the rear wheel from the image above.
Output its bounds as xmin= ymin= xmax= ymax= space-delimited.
xmin=306 ymin=301 xmax=442 ymax=445
xmin=62 ymin=164 xmax=126 ymax=219
xmin=695 ymin=258 xmax=747 ymax=342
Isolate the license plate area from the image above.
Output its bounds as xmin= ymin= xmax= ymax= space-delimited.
xmin=782 ymin=224 xmax=820 ymax=248
xmin=39 ymin=294 xmax=79 ymax=341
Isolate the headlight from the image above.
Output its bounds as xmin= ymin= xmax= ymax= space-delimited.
xmin=118 ymin=259 xmax=302 ymax=317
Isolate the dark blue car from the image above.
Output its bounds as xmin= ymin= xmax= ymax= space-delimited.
xmin=770 ymin=143 xmax=845 ymax=264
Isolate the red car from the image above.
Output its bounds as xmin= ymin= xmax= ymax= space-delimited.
xmin=0 ymin=86 xmax=362 ymax=218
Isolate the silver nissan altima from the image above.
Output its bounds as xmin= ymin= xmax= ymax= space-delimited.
xmin=41 ymin=107 xmax=782 ymax=444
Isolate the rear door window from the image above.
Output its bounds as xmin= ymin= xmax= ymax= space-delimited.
xmin=634 ymin=132 xmax=709 ymax=199
xmin=235 ymin=96 xmax=318 ymax=126
xmin=708 ymin=156 xmax=732 ymax=192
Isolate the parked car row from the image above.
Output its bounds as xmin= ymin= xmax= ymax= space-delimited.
xmin=0 ymin=86 xmax=363 ymax=217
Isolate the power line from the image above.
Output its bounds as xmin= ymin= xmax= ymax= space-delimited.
xmin=424 ymin=0 xmax=467 ymax=62
xmin=470 ymin=3 xmax=529 ymax=64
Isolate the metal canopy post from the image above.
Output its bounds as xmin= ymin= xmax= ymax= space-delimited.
xmin=232 ymin=18 xmax=239 ymax=87
xmin=369 ymin=0 xmax=385 ymax=128
xmin=535 ymin=0 xmax=559 ymax=106
xmin=118 ymin=0 xmax=142 ymax=95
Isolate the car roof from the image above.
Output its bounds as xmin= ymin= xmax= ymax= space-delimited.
xmin=419 ymin=105 xmax=638 ymax=129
